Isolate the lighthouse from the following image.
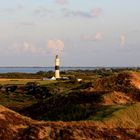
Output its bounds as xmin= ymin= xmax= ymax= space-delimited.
xmin=55 ymin=55 xmax=60 ymax=79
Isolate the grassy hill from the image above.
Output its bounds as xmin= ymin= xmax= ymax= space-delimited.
xmin=1 ymin=103 xmax=140 ymax=139
xmin=1 ymin=70 xmax=140 ymax=139
xmin=19 ymin=71 xmax=140 ymax=121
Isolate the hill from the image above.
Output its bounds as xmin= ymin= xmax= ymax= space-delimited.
xmin=20 ymin=71 xmax=140 ymax=121
xmin=1 ymin=104 xmax=140 ymax=139
xmin=1 ymin=70 xmax=140 ymax=139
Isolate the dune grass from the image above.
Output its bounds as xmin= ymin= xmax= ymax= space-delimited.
xmin=0 ymin=79 xmax=56 ymax=85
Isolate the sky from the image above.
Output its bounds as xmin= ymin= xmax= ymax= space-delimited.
xmin=0 ymin=0 xmax=140 ymax=67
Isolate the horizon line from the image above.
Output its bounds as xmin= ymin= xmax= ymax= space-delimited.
xmin=0 ymin=66 xmax=139 ymax=68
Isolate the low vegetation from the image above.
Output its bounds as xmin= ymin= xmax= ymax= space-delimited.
xmin=1 ymin=69 xmax=140 ymax=139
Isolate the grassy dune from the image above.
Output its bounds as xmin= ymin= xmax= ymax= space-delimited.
xmin=19 ymin=70 xmax=140 ymax=122
xmin=0 ymin=78 xmax=56 ymax=85
xmin=1 ymin=103 xmax=140 ymax=139
xmin=1 ymin=70 xmax=140 ymax=139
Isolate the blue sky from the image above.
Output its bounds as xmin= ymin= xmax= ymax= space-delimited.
xmin=0 ymin=0 xmax=140 ymax=66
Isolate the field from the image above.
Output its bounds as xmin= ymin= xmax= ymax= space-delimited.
xmin=0 ymin=78 xmax=56 ymax=85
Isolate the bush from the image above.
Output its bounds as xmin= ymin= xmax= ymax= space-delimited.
xmin=6 ymin=85 xmax=17 ymax=93
xmin=25 ymin=83 xmax=51 ymax=99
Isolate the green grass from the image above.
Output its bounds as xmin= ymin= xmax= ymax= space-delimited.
xmin=0 ymin=92 xmax=37 ymax=111
xmin=87 ymin=105 xmax=129 ymax=121
xmin=0 ymin=79 xmax=56 ymax=85
xmin=0 ymin=70 xmax=140 ymax=124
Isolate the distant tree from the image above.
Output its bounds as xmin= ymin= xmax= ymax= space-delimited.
xmin=47 ymin=71 xmax=54 ymax=78
xmin=36 ymin=71 xmax=47 ymax=77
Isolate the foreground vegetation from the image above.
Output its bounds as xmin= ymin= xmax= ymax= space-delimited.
xmin=0 ymin=69 xmax=140 ymax=121
xmin=1 ymin=69 xmax=140 ymax=139
xmin=1 ymin=104 xmax=140 ymax=140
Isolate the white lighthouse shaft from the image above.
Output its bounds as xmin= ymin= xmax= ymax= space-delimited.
xmin=55 ymin=55 xmax=60 ymax=79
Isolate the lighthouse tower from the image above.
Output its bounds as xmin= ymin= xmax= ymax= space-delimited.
xmin=55 ymin=55 xmax=60 ymax=79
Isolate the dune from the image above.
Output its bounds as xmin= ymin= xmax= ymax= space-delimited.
xmin=1 ymin=104 xmax=140 ymax=139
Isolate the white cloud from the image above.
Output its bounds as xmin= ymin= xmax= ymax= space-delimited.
xmin=120 ymin=34 xmax=126 ymax=47
xmin=47 ymin=39 xmax=64 ymax=54
xmin=0 ymin=8 xmax=15 ymax=14
xmin=55 ymin=0 xmax=67 ymax=5
xmin=18 ymin=21 xmax=36 ymax=27
xmin=94 ymin=32 xmax=103 ymax=40
xmin=62 ymin=8 xmax=102 ymax=18
xmin=1 ymin=40 xmax=64 ymax=55
xmin=33 ymin=6 xmax=54 ymax=17
xmin=90 ymin=8 xmax=102 ymax=17
xmin=22 ymin=42 xmax=38 ymax=53
xmin=9 ymin=42 xmax=43 ymax=54
xmin=81 ymin=32 xmax=103 ymax=41
xmin=0 ymin=5 xmax=23 ymax=14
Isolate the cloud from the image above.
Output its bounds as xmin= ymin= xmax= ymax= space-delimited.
xmin=120 ymin=34 xmax=126 ymax=47
xmin=90 ymin=8 xmax=102 ymax=17
xmin=62 ymin=8 xmax=102 ymax=18
xmin=81 ymin=32 xmax=103 ymax=41
xmin=94 ymin=32 xmax=103 ymax=40
xmin=47 ymin=39 xmax=64 ymax=54
xmin=33 ymin=7 xmax=54 ymax=17
xmin=0 ymin=5 xmax=23 ymax=14
xmin=17 ymin=4 xmax=24 ymax=10
xmin=19 ymin=21 xmax=36 ymax=27
xmin=10 ymin=42 xmax=43 ymax=54
xmin=14 ymin=21 xmax=36 ymax=29
xmin=0 ymin=8 xmax=15 ymax=14
xmin=1 ymin=40 xmax=64 ymax=55
xmin=55 ymin=0 xmax=67 ymax=5
xmin=22 ymin=42 xmax=39 ymax=53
